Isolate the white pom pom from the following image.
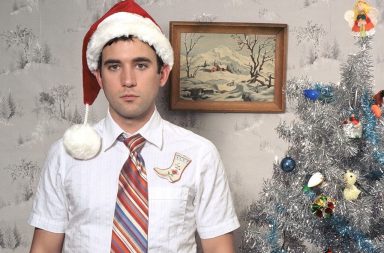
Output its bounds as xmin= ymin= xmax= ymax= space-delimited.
xmin=63 ymin=124 xmax=101 ymax=160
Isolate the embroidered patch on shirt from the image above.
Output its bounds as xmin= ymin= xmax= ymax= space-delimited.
xmin=154 ymin=153 xmax=192 ymax=183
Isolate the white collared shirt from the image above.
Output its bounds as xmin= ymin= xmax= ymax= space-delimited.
xmin=28 ymin=110 xmax=240 ymax=252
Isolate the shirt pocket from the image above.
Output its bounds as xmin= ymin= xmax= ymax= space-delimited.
xmin=148 ymin=186 xmax=189 ymax=245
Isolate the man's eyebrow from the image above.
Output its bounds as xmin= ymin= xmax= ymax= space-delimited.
xmin=103 ymin=57 xmax=153 ymax=65
xmin=103 ymin=59 xmax=121 ymax=65
xmin=132 ymin=57 xmax=152 ymax=63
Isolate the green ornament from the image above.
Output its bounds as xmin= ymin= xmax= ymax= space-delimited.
xmin=303 ymin=185 xmax=311 ymax=193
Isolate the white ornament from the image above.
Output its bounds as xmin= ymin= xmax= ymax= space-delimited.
xmin=342 ymin=120 xmax=362 ymax=139
xmin=63 ymin=124 xmax=101 ymax=160
xmin=343 ymin=170 xmax=361 ymax=201
xmin=308 ymin=172 xmax=324 ymax=187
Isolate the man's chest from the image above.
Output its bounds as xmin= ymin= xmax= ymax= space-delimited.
xmin=63 ymin=150 xmax=198 ymax=225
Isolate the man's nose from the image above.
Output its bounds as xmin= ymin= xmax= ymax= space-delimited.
xmin=121 ymin=67 xmax=136 ymax=87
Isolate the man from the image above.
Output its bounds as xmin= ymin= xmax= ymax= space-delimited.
xmin=28 ymin=1 xmax=239 ymax=252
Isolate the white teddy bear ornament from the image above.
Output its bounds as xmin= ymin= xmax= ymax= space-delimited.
xmin=343 ymin=170 xmax=361 ymax=201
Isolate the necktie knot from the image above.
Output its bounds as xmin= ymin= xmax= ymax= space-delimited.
xmin=120 ymin=134 xmax=146 ymax=153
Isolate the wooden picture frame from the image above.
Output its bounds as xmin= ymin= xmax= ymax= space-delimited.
xmin=169 ymin=21 xmax=287 ymax=112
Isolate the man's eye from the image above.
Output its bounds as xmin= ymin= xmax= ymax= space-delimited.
xmin=107 ymin=64 xmax=120 ymax=71
xmin=136 ymin=63 xmax=148 ymax=70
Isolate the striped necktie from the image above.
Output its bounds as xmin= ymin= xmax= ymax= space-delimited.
xmin=111 ymin=134 xmax=148 ymax=253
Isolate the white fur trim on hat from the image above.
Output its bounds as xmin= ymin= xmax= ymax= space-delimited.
xmin=86 ymin=12 xmax=174 ymax=71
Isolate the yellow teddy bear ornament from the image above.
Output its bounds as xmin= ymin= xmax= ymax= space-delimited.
xmin=343 ymin=170 xmax=361 ymax=201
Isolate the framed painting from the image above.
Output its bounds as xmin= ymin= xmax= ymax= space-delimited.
xmin=169 ymin=21 xmax=287 ymax=112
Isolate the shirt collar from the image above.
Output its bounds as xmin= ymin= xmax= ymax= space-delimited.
xmin=138 ymin=109 xmax=163 ymax=149
xmin=102 ymin=109 xmax=163 ymax=151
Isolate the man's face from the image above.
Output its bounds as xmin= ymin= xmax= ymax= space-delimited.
xmin=94 ymin=38 xmax=170 ymax=130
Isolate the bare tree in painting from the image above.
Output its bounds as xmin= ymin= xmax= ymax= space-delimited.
xmin=182 ymin=33 xmax=204 ymax=78
xmin=231 ymin=34 xmax=275 ymax=86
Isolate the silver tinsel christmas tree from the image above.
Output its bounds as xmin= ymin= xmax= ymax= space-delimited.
xmin=240 ymin=29 xmax=384 ymax=253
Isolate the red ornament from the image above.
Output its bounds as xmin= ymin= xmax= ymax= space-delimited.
xmin=342 ymin=115 xmax=363 ymax=138
xmin=349 ymin=115 xmax=360 ymax=125
xmin=316 ymin=210 xmax=323 ymax=218
xmin=311 ymin=194 xmax=336 ymax=218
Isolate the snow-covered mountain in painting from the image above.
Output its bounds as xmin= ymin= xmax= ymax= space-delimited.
xmin=185 ymin=45 xmax=250 ymax=74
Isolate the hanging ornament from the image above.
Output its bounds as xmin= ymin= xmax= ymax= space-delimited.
xmin=308 ymin=172 xmax=324 ymax=187
xmin=314 ymin=83 xmax=335 ymax=103
xmin=280 ymin=157 xmax=296 ymax=172
xmin=371 ymin=104 xmax=381 ymax=118
xmin=342 ymin=114 xmax=363 ymax=139
xmin=303 ymin=89 xmax=320 ymax=101
xmin=343 ymin=170 xmax=361 ymax=201
xmin=325 ymin=248 xmax=332 ymax=253
xmin=311 ymin=194 xmax=336 ymax=218
xmin=344 ymin=0 xmax=379 ymax=37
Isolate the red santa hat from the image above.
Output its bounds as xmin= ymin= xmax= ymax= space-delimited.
xmin=63 ymin=0 xmax=174 ymax=160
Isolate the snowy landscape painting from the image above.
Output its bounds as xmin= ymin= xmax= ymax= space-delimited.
xmin=170 ymin=22 xmax=287 ymax=112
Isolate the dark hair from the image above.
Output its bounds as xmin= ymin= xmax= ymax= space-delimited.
xmin=97 ymin=35 xmax=164 ymax=73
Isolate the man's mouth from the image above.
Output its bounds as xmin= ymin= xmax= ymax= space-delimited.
xmin=121 ymin=94 xmax=139 ymax=101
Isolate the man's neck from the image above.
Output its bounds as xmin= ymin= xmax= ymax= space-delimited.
xmin=109 ymin=109 xmax=155 ymax=134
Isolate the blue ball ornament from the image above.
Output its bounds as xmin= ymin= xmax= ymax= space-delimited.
xmin=304 ymin=89 xmax=320 ymax=101
xmin=280 ymin=157 xmax=296 ymax=172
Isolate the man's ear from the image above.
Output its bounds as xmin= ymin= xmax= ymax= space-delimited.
xmin=159 ymin=65 xmax=171 ymax=87
xmin=93 ymin=70 xmax=103 ymax=89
